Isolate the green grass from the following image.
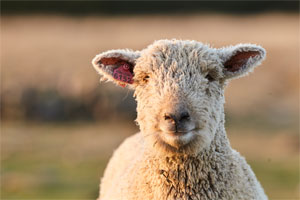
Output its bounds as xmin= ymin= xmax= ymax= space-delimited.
xmin=1 ymin=121 xmax=137 ymax=199
xmin=2 ymin=150 xmax=108 ymax=199
xmin=2 ymin=156 xmax=107 ymax=198
xmin=249 ymin=159 xmax=299 ymax=199
xmin=1 ymin=121 xmax=299 ymax=199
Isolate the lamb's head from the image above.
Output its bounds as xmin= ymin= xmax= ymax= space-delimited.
xmin=92 ymin=39 xmax=266 ymax=155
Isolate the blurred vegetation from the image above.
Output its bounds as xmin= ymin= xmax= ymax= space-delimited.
xmin=2 ymin=87 xmax=136 ymax=122
xmin=1 ymin=7 xmax=299 ymax=200
xmin=1 ymin=122 xmax=139 ymax=199
xmin=1 ymin=122 xmax=298 ymax=199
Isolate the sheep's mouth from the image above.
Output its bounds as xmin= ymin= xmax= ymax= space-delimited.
xmin=149 ymin=128 xmax=211 ymax=155
xmin=158 ymin=129 xmax=197 ymax=149
xmin=165 ymin=130 xmax=192 ymax=136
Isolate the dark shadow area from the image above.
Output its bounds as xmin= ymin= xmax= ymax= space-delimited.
xmin=2 ymin=1 xmax=299 ymax=16
xmin=1 ymin=87 xmax=137 ymax=122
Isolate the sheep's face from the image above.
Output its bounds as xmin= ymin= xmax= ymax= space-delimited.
xmin=92 ymin=39 xmax=266 ymax=155
xmin=133 ymin=41 xmax=225 ymax=155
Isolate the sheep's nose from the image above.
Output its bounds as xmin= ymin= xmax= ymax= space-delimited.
xmin=164 ymin=111 xmax=190 ymax=123
xmin=163 ymin=111 xmax=191 ymax=133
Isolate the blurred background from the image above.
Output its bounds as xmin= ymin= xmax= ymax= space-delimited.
xmin=1 ymin=1 xmax=299 ymax=199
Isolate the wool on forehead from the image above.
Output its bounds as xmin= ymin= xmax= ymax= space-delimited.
xmin=135 ymin=39 xmax=224 ymax=81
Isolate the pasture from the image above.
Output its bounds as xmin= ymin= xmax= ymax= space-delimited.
xmin=1 ymin=13 xmax=299 ymax=199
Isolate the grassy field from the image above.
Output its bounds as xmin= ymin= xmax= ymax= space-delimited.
xmin=2 ymin=13 xmax=299 ymax=116
xmin=1 ymin=13 xmax=299 ymax=199
xmin=1 ymin=121 xmax=299 ymax=199
xmin=1 ymin=121 xmax=138 ymax=199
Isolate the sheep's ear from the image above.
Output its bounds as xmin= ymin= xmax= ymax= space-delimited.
xmin=92 ymin=49 xmax=140 ymax=88
xmin=218 ymin=44 xmax=266 ymax=80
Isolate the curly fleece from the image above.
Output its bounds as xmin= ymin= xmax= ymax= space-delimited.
xmin=92 ymin=39 xmax=267 ymax=200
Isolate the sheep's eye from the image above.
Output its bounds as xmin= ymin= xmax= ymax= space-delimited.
xmin=205 ymin=74 xmax=214 ymax=82
xmin=143 ymin=75 xmax=150 ymax=82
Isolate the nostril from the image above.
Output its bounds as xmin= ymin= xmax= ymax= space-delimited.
xmin=164 ymin=114 xmax=172 ymax=121
xmin=179 ymin=112 xmax=190 ymax=121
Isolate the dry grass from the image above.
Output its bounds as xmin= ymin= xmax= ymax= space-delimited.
xmin=1 ymin=13 xmax=299 ymax=199
xmin=2 ymin=13 xmax=299 ymax=113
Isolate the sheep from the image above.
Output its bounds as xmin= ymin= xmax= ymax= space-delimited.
xmin=91 ymin=39 xmax=267 ymax=200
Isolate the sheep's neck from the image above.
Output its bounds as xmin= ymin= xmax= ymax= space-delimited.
xmin=153 ymin=126 xmax=233 ymax=199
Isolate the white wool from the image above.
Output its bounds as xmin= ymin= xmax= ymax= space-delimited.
xmin=92 ymin=39 xmax=267 ymax=200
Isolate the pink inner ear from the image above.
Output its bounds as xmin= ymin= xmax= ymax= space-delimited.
xmin=99 ymin=57 xmax=121 ymax=65
xmin=99 ymin=57 xmax=134 ymax=85
xmin=113 ymin=63 xmax=134 ymax=84
xmin=224 ymin=51 xmax=260 ymax=72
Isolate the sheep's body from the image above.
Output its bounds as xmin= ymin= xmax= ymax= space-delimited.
xmin=99 ymin=122 xmax=267 ymax=200
xmin=92 ymin=39 xmax=267 ymax=200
